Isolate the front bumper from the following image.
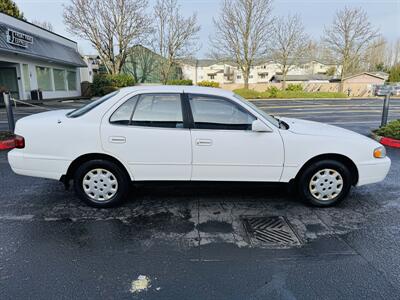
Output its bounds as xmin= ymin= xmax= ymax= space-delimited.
xmin=356 ymin=157 xmax=391 ymax=186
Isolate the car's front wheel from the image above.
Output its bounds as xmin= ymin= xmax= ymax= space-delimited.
xmin=298 ymin=160 xmax=352 ymax=207
xmin=73 ymin=159 xmax=130 ymax=208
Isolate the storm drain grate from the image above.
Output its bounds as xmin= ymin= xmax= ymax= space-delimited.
xmin=242 ymin=216 xmax=301 ymax=246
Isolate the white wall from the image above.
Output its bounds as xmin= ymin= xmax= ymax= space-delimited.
xmin=0 ymin=52 xmax=81 ymax=100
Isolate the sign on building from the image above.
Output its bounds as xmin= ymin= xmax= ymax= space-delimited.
xmin=6 ymin=29 xmax=33 ymax=48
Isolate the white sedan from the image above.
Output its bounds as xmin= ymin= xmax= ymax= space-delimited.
xmin=8 ymin=86 xmax=391 ymax=207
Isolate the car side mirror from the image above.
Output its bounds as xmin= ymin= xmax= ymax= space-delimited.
xmin=252 ymin=119 xmax=272 ymax=132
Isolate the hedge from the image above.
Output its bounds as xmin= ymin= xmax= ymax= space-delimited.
xmin=233 ymin=88 xmax=347 ymax=99
xmin=167 ymin=79 xmax=193 ymax=85
xmin=92 ymin=74 xmax=135 ymax=96
xmin=197 ymin=81 xmax=220 ymax=88
xmin=375 ymin=119 xmax=400 ymax=140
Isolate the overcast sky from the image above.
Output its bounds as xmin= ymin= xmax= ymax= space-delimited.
xmin=14 ymin=0 xmax=400 ymax=58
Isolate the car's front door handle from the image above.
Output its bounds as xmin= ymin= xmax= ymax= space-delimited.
xmin=196 ymin=139 xmax=212 ymax=146
xmin=109 ymin=136 xmax=126 ymax=144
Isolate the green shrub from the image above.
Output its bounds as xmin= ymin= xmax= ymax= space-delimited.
xmin=375 ymin=119 xmax=400 ymax=139
xmin=266 ymin=86 xmax=279 ymax=98
xmin=197 ymin=81 xmax=220 ymax=88
xmin=167 ymin=79 xmax=193 ymax=85
xmin=233 ymin=88 xmax=262 ymax=99
xmin=92 ymin=74 xmax=135 ymax=96
xmin=286 ymin=84 xmax=303 ymax=92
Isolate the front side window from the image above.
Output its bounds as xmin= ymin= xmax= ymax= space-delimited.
xmin=189 ymin=95 xmax=255 ymax=130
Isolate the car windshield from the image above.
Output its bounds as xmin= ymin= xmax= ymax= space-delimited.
xmin=233 ymin=94 xmax=281 ymax=128
xmin=67 ymin=91 xmax=119 ymax=118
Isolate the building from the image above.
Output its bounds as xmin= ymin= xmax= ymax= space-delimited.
xmin=180 ymin=58 xmax=341 ymax=86
xmin=0 ymin=12 xmax=86 ymax=100
xmin=80 ymin=55 xmax=101 ymax=83
xmin=343 ymin=72 xmax=387 ymax=85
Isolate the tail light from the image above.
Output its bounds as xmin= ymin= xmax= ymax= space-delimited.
xmin=14 ymin=135 xmax=25 ymax=149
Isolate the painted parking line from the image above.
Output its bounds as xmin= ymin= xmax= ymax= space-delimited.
xmin=271 ymin=110 xmax=400 ymax=115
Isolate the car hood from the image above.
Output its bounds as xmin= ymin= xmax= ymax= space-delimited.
xmin=280 ymin=117 xmax=369 ymax=139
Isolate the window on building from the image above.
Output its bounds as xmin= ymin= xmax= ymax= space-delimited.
xmin=237 ymin=75 xmax=242 ymax=79
xmin=67 ymin=70 xmax=77 ymax=91
xmin=209 ymin=75 xmax=215 ymax=80
xmin=36 ymin=66 xmax=53 ymax=91
xmin=53 ymin=69 xmax=66 ymax=91
xmin=260 ymin=74 xmax=266 ymax=79
xmin=249 ymin=75 xmax=253 ymax=79
xmin=22 ymin=64 xmax=30 ymax=92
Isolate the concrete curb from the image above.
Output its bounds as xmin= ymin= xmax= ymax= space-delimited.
xmin=371 ymin=131 xmax=400 ymax=149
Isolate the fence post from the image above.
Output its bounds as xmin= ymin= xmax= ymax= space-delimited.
xmin=3 ymin=92 xmax=15 ymax=132
xmin=380 ymin=94 xmax=390 ymax=128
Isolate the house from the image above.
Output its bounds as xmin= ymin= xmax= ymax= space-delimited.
xmin=270 ymin=74 xmax=332 ymax=83
xmin=180 ymin=58 xmax=342 ymax=85
xmin=80 ymin=55 xmax=101 ymax=83
xmin=0 ymin=12 xmax=86 ymax=100
xmin=343 ymin=72 xmax=387 ymax=85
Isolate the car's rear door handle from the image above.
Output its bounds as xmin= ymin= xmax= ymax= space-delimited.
xmin=109 ymin=136 xmax=126 ymax=144
xmin=196 ymin=139 xmax=212 ymax=146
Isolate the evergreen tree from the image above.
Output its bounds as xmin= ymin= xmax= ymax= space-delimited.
xmin=388 ymin=65 xmax=400 ymax=83
xmin=0 ymin=0 xmax=25 ymax=19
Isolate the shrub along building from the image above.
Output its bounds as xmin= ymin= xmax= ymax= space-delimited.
xmin=0 ymin=12 xmax=86 ymax=100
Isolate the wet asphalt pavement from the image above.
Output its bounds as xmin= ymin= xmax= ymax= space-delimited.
xmin=0 ymin=98 xmax=400 ymax=299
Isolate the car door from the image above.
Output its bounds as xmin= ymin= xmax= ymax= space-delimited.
xmin=188 ymin=93 xmax=284 ymax=181
xmin=101 ymin=92 xmax=192 ymax=181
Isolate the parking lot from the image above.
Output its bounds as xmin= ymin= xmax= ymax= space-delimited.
xmin=1 ymin=98 xmax=400 ymax=299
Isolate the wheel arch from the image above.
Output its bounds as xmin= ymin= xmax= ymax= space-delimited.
xmin=294 ymin=153 xmax=359 ymax=186
xmin=64 ymin=153 xmax=133 ymax=183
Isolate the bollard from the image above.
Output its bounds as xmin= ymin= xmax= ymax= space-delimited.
xmin=380 ymin=94 xmax=390 ymax=128
xmin=3 ymin=93 xmax=15 ymax=132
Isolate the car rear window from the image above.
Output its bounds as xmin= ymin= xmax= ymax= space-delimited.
xmin=67 ymin=91 xmax=119 ymax=118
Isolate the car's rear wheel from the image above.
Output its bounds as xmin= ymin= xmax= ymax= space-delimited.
xmin=298 ymin=160 xmax=352 ymax=207
xmin=73 ymin=159 xmax=130 ymax=208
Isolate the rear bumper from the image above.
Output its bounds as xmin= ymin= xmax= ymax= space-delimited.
xmin=356 ymin=157 xmax=391 ymax=186
xmin=8 ymin=150 xmax=70 ymax=181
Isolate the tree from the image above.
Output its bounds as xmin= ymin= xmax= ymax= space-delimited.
xmin=270 ymin=15 xmax=309 ymax=90
xmin=388 ymin=64 xmax=400 ymax=83
xmin=64 ymin=0 xmax=151 ymax=75
xmin=32 ymin=20 xmax=54 ymax=32
xmin=0 ymin=0 xmax=24 ymax=19
xmin=210 ymin=0 xmax=273 ymax=89
xmin=364 ymin=37 xmax=387 ymax=71
xmin=151 ymin=0 xmax=200 ymax=84
xmin=323 ymin=7 xmax=379 ymax=92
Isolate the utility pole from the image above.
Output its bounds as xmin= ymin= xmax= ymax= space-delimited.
xmin=380 ymin=93 xmax=390 ymax=127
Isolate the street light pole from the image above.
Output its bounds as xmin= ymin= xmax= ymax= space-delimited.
xmin=2 ymin=92 xmax=15 ymax=132
xmin=380 ymin=94 xmax=390 ymax=128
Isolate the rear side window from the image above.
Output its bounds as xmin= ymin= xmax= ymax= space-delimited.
xmin=110 ymin=96 xmax=138 ymax=125
xmin=67 ymin=91 xmax=119 ymax=118
xmin=109 ymin=93 xmax=184 ymax=128
xmin=189 ymin=95 xmax=255 ymax=130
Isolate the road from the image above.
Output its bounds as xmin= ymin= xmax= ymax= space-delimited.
xmin=0 ymin=98 xmax=399 ymax=299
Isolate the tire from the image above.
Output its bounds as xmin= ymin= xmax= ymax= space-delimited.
xmin=298 ymin=160 xmax=352 ymax=207
xmin=73 ymin=159 xmax=130 ymax=208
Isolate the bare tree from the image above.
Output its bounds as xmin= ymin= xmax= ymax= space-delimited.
xmin=270 ymin=15 xmax=309 ymax=89
xmin=32 ymin=20 xmax=54 ymax=32
xmin=210 ymin=0 xmax=273 ymax=89
xmin=363 ymin=37 xmax=387 ymax=71
xmin=64 ymin=0 xmax=151 ymax=74
xmin=323 ymin=7 xmax=379 ymax=91
xmin=152 ymin=0 xmax=200 ymax=84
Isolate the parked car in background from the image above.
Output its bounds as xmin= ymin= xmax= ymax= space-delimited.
xmin=8 ymin=86 xmax=391 ymax=208
xmin=374 ymin=84 xmax=400 ymax=96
